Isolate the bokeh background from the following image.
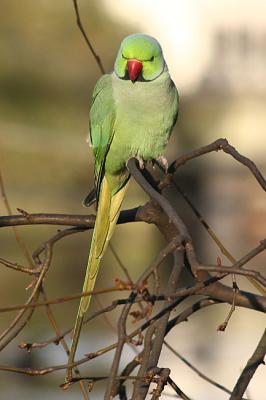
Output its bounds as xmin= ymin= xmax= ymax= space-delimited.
xmin=0 ymin=0 xmax=265 ymax=399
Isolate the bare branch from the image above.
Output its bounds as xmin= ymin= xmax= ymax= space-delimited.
xmin=0 ymin=138 xmax=265 ymax=398
xmin=0 ymin=212 xmax=95 ymax=228
xmin=132 ymin=249 xmax=185 ymax=399
xmin=0 ymin=245 xmax=52 ymax=351
xmin=164 ymin=341 xmax=248 ymax=399
xmin=230 ymin=329 xmax=266 ymax=400
xmin=0 ymin=171 xmax=40 ymax=350
xmin=0 ymin=208 xmax=141 ymax=228
xmin=0 ymin=171 xmax=34 ymax=266
xmin=127 ymin=158 xmax=190 ymax=241
xmin=19 ymin=300 xmax=122 ymax=351
xmin=0 ymin=257 xmax=38 ymax=275
xmin=198 ymin=264 xmax=266 ymax=288
xmin=72 ymin=0 xmax=105 ymax=74
xmin=168 ymin=138 xmax=266 ymax=191
xmin=40 ymin=288 xmax=89 ymax=399
xmin=104 ymin=238 xmax=181 ymax=398
xmin=0 ymin=286 xmax=131 ymax=313
xmin=167 ymin=376 xmax=192 ymax=400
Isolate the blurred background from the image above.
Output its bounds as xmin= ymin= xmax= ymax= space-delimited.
xmin=0 ymin=0 xmax=265 ymax=399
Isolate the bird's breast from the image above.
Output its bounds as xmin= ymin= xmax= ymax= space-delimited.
xmin=105 ymin=72 xmax=177 ymax=174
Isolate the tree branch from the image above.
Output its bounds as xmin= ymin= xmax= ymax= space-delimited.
xmin=72 ymin=0 xmax=105 ymax=74
xmin=168 ymin=138 xmax=266 ymax=192
xmin=230 ymin=328 xmax=266 ymax=400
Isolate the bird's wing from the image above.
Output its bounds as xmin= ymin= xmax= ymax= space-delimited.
xmin=89 ymin=74 xmax=116 ymax=203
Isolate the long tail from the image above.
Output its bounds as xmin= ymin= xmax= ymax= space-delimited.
xmin=66 ymin=176 xmax=129 ymax=381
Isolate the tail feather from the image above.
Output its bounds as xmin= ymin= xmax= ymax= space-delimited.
xmin=66 ymin=176 xmax=129 ymax=381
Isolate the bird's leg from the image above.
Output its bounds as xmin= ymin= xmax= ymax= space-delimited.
xmin=156 ymin=155 xmax=168 ymax=173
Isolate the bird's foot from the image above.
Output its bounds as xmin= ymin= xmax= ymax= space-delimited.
xmin=136 ymin=156 xmax=145 ymax=170
xmin=156 ymin=155 xmax=169 ymax=173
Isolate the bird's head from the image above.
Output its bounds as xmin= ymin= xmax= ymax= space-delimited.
xmin=114 ymin=33 xmax=166 ymax=83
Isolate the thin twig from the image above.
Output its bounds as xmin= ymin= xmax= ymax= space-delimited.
xmin=167 ymin=376 xmax=192 ymax=400
xmin=132 ymin=249 xmax=185 ymax=399
xmin=19 ymin=300 xmax=122 ymax=351
xmin=115 ymin=299 xmax=220 ymax=397
xmin=164 ymin=342 xmax=247 ymax=399
xmin=5 ymin=255 xmax=263 ymax=318
xmin=163 ymin=165 xmax=265 ymax=295
xmin=0 ymin=171 xmax=34 ymax=266
xmin=0 ymin=286 xmax=131 ymax=313
xmin=0 ymin=296 xmax=188 ymax=378
xmin=0 ymin=257 xmax=39 ymax=275
xmin=198 ymin=264 xmax=266 ymax=287
xmin=104 ymin=293 xmax=136 ymax=399
xmin=0 ymin=171 xmax=40 ymax=348
xmin=104 ymin=238 xmax=181 ymax=398
xmin=72 ymin=0 xmax=105 ymax=74
xmin=40 ymin=288 xmax=89 ymax=399
xmin=0 ymin=245 xmax=52 ymax=350
xmin=168 ymin=138 xmax=266 ymax=191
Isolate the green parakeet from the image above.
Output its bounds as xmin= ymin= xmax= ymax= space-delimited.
xmin=67 ymin=33 xmax=179 ymax=379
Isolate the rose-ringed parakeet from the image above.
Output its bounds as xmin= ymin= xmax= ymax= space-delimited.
xmin=66 ymin=33 xmax=179 ymax=380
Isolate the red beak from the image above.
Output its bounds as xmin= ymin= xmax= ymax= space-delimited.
xmin=127 ymin=59 xmax=143 ymax=82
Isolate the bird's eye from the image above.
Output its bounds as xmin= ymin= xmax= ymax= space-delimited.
xmin=149 ymin=56 xmax=154 ymax=62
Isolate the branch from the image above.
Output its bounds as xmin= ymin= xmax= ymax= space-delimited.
xmin=0 ymin=212 xmax=95 ymax=228
xmin=19 ymin=299 xmax=123 ymax=351
xmin=0 ymin=245 xmax=52 ymax=351
xmin=195 ymin=240 xmax=266 ymax=311
xmin=127 ymin=158 xmax=190 ymax=241
xmin=164 ymin=341 xmax=248 ymax=399
xmin=0 ymin=295 xmax=186 ymax=378
xmin=0 ymin=172 xmax=41 ymax=351
xmin=230 ymin=328 xmax=266 ymax=400
xmin=0 ymin=257 xmax=38 ymax=275
xmin=132 ymin=249 xmax=185 ymax=399
xmin=0 ymin=171 xmax=34 ymax=266
xmin=198 ymin=264 xmax=266 ymax=288
xmin=72 ymin=0 xmax=105 ymax=74
xmin=167 ymin=376 xmax=192 ymax=400
xmin=165 ymin=181 xmax=266 ymax=295
xmin=0 ymin=286 xmax=131 ymax=313
xmin=168 ymin=138 xmax=266 ymax=192
xmin=0 ymin=208 xmax=141 ymax=228
xmin=40 ymin=288 xmax=90 ymax=399
xmin=114 ymin=299 xmax=219 ymax=397
xmin=104 ymin=238 xmax=181 ymax=398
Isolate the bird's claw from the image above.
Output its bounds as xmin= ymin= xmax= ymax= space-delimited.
xmin=136 ymin=156 xmax=145 ymax=169
xmin=156 ymin=156 xmax=169 ymax=173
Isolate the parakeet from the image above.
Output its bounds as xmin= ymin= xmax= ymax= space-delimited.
xmin=66 ymin=33 xmax=179 ymax=380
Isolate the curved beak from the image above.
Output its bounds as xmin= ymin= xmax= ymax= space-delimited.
xmin=127 ymin=59 xmax=143 ymax=82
